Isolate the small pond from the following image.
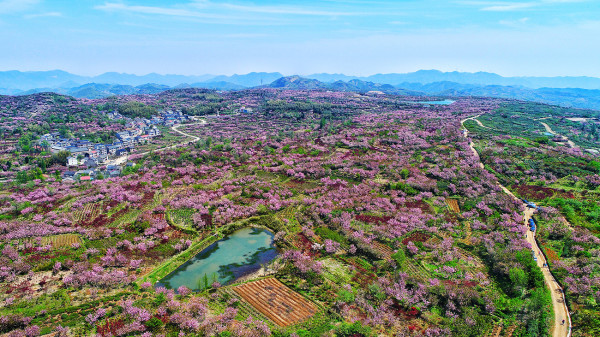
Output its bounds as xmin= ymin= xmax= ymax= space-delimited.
xmin=156 ymin=227 xmax=278 ymax=291
xmin=416 ymin=99 xmax=455 ymax=105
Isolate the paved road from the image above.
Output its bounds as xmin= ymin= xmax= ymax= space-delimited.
xmin=461 ymin=115 xmax=571 ymax=337
xmin=105 ymin=119 xmax=206 ymax=166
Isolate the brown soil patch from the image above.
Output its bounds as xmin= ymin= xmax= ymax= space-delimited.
xmin=402 ymin=232 xmax=431 ymax=245
xmin=233 ymin=278 xmax=317 ymax=327
xmin=445 ymin=198 xmax=460 ymax=213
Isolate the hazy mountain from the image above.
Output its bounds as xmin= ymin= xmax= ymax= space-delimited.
xmin=395 ymin=81 xmax=600 ymax=110
xmin=16 ymin=83 xmax=172 ymax=99
xmin=352 ymin=70 xmax=600 ymax=89
xmin=0 ymin=70 xmax=88 ymax=90
xmin=0 ymin=88 xmax=24 ymax=95
xmin=0 ymin=70 xmax=214 ymax=90
xmin=329 ymin=79 xmax=419 ymax=95
xmin=267 ymin=76 xmax=419 ymax=95
xmin=190 ymin=81 xmax=247 ymax=90
xmin=306 ymin=73 xmax=360 ymax=83
xmin=361 ymin=70 xmax=509 ymax=87
xmin=267 ymin=76 xmax=329 ymax=90
xmin=207 ymin=72 xmax=283 ymax=87
xmin=3 ymin=70 xmax=600 ymax=109
xmin=92 ymin=72 xmax=214 ymax=86
xmin=3 ymin=69 xmax=600 ymax=92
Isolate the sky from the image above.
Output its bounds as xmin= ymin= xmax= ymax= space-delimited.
xmin=1 ymin=0 xmax=599 ymax=77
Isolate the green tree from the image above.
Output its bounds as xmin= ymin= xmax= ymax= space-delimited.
xmin=392 ymin=248 xmax=406 ymax=268
xmin=118 ymin=101 xmax=157 ymax=118
xmin=509 ymin=267 xmax=527 ymax=296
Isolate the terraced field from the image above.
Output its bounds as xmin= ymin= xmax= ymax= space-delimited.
xmin=445 ymin=198 xmax=460 ymax=213
xmin=233 ymin=278 xmax=318 ymax=327
xmin=35 ymin=234 xmax=82 ymax=248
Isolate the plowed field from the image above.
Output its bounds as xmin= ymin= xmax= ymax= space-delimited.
xmin=233 ymin=278 xmax=317 ymax=326
xmin=445 ymin=198 xmax=460 ymax=213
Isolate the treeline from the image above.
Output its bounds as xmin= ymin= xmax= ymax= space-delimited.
xmin=181 ymin=103 xmax=227 ymax=116
xmin=117 ymin=101 xmax=158 ymax=119
xmin=260 ymin=99 xmax=334 ymax=119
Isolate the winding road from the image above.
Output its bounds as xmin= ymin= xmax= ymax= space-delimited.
xmin=106 ymin=119 xmax=206 ymax=166
xmin=540 ymin=122 xmax=576 ymax=149
xmin=461 ymin=116 xmax=572 ymax=337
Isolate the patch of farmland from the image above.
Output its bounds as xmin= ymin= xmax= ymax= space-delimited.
xmin=71 ymin=203 xmax=101 ymax=224
xmin=321 ymin=258 xmax=352 ymax=283
xmin=167 ymin=208 xmax=195 ymax=230
xmin=38 ymin=234 xmax=82 ymax=249
xmin=371 ymin=241 xmax=394 ymax=260
xmin=445 ymin=198 xmax=460 ymax=213
xmin=233 ymin=278 xmax=318 ymax=327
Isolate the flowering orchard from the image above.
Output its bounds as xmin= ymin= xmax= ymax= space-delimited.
xmin=0 ymin=88 xmax=576 ymax=336
xmin=467 ymin=101 xmax=600 ymax=336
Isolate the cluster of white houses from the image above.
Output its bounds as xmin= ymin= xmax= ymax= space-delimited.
xmin=38 ymin=109 xmax=190 ymax=169
xmin=40 ymin=125 xmax=161 ymax=167
xmin=62 ymin=162 xmax=135 ymax=182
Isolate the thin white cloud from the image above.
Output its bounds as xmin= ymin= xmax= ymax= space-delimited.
xmin=543 ymin=0 xmax=588 ymax=3
xmin=0 ymin=0 xmax=40 ymax=14
xmin=481 ymin=2 xmax=536 ymax=11
xmin=24 ymin=11 xmax=61 ymax=19
xmin=459 ymin=0 xmax=589 ymax=11
xmin=95 ymin=3 xmax=225 ymax=19
xmin=95 ymin=2 xmax=302 ymax=25
xmin=221 ymin=3 xmax=359 ymax=16
xmin=97 ymin=1 xmax=369 ymax=20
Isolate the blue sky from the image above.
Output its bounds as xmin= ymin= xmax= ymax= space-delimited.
xmin=1 ymin=0 xmax=599 ymax=76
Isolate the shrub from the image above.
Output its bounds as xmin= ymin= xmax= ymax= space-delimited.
xmin=144 ymin=317 xmax=164 ymax=331
xmin=334 ymin=321 xmax=372 ymax=337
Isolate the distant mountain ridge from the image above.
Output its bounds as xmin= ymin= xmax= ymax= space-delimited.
xmin=2 ymin=70 xmax=600 ymax=110
xmin=266 ymin=76 xmax=419 ymax=95
xmin=3 ymin=69 xmax=600 ymax=92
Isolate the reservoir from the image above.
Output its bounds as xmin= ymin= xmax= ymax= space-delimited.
xmin=156 ymin=227 xmax=278 ymax=291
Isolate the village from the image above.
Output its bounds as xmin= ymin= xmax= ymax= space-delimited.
xmin=37 ymin=109 xmax=191 ymax=182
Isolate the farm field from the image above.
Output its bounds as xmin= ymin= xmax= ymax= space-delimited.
xmin=233 ymin=277 xmax=318 ymax=327
xmin=0 ymin=88 xmax=598 ymax=336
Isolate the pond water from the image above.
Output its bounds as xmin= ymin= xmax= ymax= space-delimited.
xmin=416 ymin=99 xmax=455 ymax=105
xmin=156 ymin=227 xmax=277 ymax=291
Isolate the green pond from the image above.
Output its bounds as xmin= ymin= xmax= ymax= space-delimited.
xmin=156 ymin=227 xmax=277 ymax=291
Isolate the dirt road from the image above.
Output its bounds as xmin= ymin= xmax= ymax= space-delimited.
xmin=461 ymin=115 xmax=572 ymax=337
xmin=460 ymin=115 xmax=485 ymax=169
xmin=540 ymin=122 xmax=576 ymax=149
xmin=523 ymin=208 xmax=571 ymax=337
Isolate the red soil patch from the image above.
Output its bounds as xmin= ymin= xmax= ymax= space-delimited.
xmin=512 ymin=185 xmax=575 ymax=201
xmin=355 ymin=214 xmax=392 ymax=224
xmin=401 ymin=232 xmax=431 ymax=245
xmin=295 ymin=233 xmax=318 ymax=257
xmin=341 ymin=257 xmax=377 ymax=286
xmin=96 ymin=318 xmax=125 ymax=337
xmin=390 ymin=302 xmax=421 ymax=320
xmin=398 ymin=200 xmax=434 ymax=214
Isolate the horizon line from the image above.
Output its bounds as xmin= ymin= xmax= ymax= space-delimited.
xmin=1 ymin=69 xmax=599 ymax=79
